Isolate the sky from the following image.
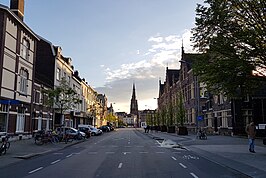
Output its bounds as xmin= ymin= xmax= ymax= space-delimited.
xmin=1 ymin=0 xmax=203 ymax=113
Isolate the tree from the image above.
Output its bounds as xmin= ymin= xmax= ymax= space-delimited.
xmin=192 ymin=0 xmax=266 ymax=97
xmin=43 ymin=78 xmax=81 ymax=126
xmin=105 ymin=113 xmax=117 ymax=123
xmin=176 ymin=92 xmax=185 ymax=126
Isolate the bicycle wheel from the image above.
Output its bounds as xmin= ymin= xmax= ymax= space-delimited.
xmin=67 ymin=135 xmax=73 ymax=143
xmin=5 ymin=142 xmax=10 ymax=150
xmin=35 ymin=136 xmax=44 ymax=145
xmin=0 ymin=144 xmax=6 ymax=155
xmin=51 ymin=136 xmax=59 ymax=144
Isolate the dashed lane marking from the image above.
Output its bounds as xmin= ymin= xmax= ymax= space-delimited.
xmin=29 ymin=167 xmax=43 ymax=174
xmin=179 ymin=163 xmax=187 ymax=169
xmin=66 ymin=154 xmax=72 ymax=158
xmin=190 ymin=173 xmax=199 ymax=178
xmin=123 ymin=152 xmax=131 ymax=155
xmin=171 ymin=156 xmax=177 ymax=161
xmin=51 ymin=159 xmax=61 ymax=165
xmin=118 ymin=163 xmax=123 ymax=169
xmin=139 ymin=152 xmax=148 ymax=154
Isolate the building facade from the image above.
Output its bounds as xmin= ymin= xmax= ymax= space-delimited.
xmin=0 ymin=1 xmax=39 ymax=138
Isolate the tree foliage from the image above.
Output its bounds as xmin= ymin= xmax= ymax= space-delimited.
xmin=105 ymin=113 xmax=117 ymax=123
xmin=192 ymin=0 xmax=266 ymax=97
xmin=43 ymin=78 xmax=81 ymax=113
xmin=176 ymin=92 xmax=185 ymax=126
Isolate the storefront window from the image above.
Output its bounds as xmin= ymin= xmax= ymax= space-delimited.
xmin=0 ymin=114 xmax=6 ymax=132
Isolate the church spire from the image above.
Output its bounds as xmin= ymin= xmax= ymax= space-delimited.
xmin=130 ymin=82 xmax=138 ymax=115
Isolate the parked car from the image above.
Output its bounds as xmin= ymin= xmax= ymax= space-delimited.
xmin=98 ymin=125 xmax=110 ymax=132
xmin=56 ymin=127 xmax=86 ymax=140
xmin=78 ymin=125 xmax=102 ymax=136
xmin=77 ymin=126 xmax=91 ymax=138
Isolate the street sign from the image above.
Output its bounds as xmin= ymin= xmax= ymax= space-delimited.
xmin=0 ymin=99 xmax=20 ymax=105
xmin=197 ymin=115 xmax=204 ymax=121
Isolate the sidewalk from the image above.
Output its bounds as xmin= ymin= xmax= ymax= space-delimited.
xmin=0 ymin=138 xmax=83 ymax=168
xmin=138 ymin=128 xmax=266 ymax=178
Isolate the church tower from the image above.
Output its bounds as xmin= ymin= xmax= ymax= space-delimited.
xmin=130 ymin=83 xmax=138 ymax=115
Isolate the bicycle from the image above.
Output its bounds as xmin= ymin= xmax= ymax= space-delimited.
xmin=0 ymin=135 xmax=10 ymax=155
xmin=34 ymin=130 xmax=59 ymax=145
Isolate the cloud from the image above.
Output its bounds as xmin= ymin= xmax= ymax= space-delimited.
xmin=96 ymin=30 xmax=196 ymax=112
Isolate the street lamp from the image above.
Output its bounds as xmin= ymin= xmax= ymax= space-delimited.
xmin=179 ymin=60 xmax=200 ymax=132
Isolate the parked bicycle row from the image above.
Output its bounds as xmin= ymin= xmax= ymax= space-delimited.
xmin=33 ymin=124 xmax=115 ymax=145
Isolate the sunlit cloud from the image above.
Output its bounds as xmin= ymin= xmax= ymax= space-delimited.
xmin=96 ymin=29 xmax=196 ymax=112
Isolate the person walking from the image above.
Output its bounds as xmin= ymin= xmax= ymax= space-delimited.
xmin=245 ymin=121 xmax=256 ymax=153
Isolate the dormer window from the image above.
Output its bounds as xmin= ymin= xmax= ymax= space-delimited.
xmin=22 ymin=38 xmax=30 ymax=60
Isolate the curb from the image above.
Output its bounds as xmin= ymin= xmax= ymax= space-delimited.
xmin=13 ymin=139 xmax=85 ymax=160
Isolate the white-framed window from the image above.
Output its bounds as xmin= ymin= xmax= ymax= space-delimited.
xmin=56 ymin=68 xmax=61 ymax=80
xmin=16 ymin=108 xmax=25 ymax=132
xmin=19 ymin=68 xmax=28 ymax=95
xmin=63 ymin=72 xmax=66 ymax=79
xmin=22 ymin=38 xmax=30 ymax=60
xmin=37 ymin=116 xmax=42 ymax=130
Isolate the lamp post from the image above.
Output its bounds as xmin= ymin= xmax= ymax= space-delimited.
xmin=179 ymin=60 xmax=200 ymax=132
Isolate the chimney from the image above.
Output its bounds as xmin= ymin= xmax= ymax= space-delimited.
xmin=10 ymin=0 xmax=24 ymax=20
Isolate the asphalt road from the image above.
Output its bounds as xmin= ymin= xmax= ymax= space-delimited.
xmin=0 ymin=128 xmax=249 ymax=178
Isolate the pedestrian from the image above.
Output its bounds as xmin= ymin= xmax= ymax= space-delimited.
xmin=144 ymin=125 xmax=147 ymax=133
xmin=245 ymin=121 xmax=256 ymax=153
xmin=147 ymin=125 xmax=150 ymax=133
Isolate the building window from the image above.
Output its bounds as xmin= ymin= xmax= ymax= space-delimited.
xmin=22 ymin=38 xmax=30 ymax=60
xmin=34 ymin=90 xmax=41 ymax=104
xmin=56 ymin=68 xmax=61 ymax=80
xmin=16 ymin=108 xmax=25 ymax=133
xmin=19 ymin=68 xmax=28 ymax=95
xmin=63 ymin=72 xmax=66 ymax=79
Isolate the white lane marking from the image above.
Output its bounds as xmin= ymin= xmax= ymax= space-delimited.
xmin=139 ymin=152 xmax=148 ymax=154
xmin=88 ymin=152 xmax=98 ymax=154
xmin=128 ymin=142 xmax=130 ymax=144
xmin=66 ymin=154 xmax=73 ymax=158
xmin=179 ymin=163 xmax=187 ymax=169
xmin=118 ymin=163 xmax=123 ymax=169
xmin=123 ymin=152 xmax=131 ymax=155
xmin=190 ymin=173 xmax=199 ymax=178
xmin=106 ymin=152 xmax=115 ymax=154
xmin=156 ymin=152 xmax=165 ymax=154
xmin=171 ymin=156 xmax=177 ymax=161
xmin=29 ymin=167 xmax=43 ymax=174
xmin=51 ymin=159 xmax=61 ymax=165
xmin=73 ymin=152 xmax=81 ymax=155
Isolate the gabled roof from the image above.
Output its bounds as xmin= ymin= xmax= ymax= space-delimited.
xmin=0 ymin=4 xmax=39 ymax=40
xmin=166 ymin=68 xmax=179 ymax=87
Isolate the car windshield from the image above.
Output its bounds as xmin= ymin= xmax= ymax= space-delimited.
xmin=71 ymin=128 xmax=78 ymax=132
